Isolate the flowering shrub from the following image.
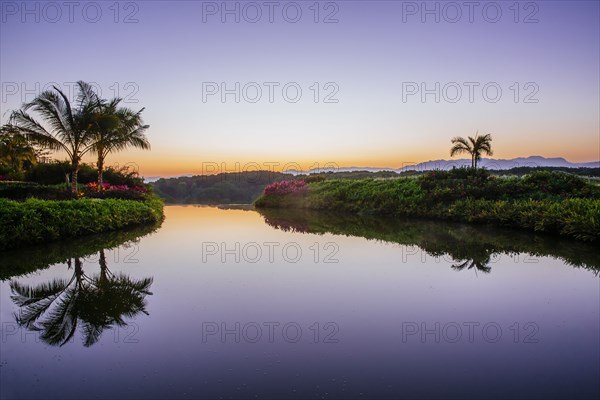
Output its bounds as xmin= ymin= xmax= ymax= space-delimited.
xmin=264 ymin=180 xmax=307 ymax=196
xmin=86 ymin=182 xmax=110 ymax=191
xmin=83 ymin=182 xmax=149 ymax=201
xmin=86 ymin=182 xmax=148 ymax=193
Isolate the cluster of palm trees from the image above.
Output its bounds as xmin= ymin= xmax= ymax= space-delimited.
xmin=6 ymin=81 xmax=150 ymax=193
xmin=450 ymin=131 xmax=493 ymax=170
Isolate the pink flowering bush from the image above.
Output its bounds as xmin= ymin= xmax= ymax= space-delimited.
xmin=264 ymin=180 xmax=307 ymax=196
xmin=85 ymin=182 xmax=148 ymax=193
xmin=83 ymin=182 xmax=150 ymax=200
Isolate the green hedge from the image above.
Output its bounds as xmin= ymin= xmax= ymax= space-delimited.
xmin=0 ymin=182 xmax=76 ymax=200
xmin=0 ymin=197 xmax=164 ymax=250
xmin=0 ymin=182 xmax=152 ymax=201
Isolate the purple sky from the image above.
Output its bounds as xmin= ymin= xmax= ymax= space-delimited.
xmin=1 ymin=0 xmax=599 ymax=176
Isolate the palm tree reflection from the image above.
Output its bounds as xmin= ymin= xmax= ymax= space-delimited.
xmin=10 ymin=250 xmax=153 ymax=347
xmin=451 ymin=258 xmax=492 ymax=275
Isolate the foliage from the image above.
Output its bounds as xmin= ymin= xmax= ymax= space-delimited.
xmin=83 ymin=182 xmax=149 ymax=201
xmin=88 ymin=97 xmax=150 ymax=188
xmin=0 ymin=182 xmax=75 ymax=201
xmin=264 ymin=180 xmax=307 ymax=196
xmin=151 ymin=171 xmax=407 ymax=204
xmin=9 ymin=81 xmax=103 ymax=193
xmin=255 ymin=170 xmax=600 ymax=242
xmin=0 ymin=197 xmax=164 ymax=250
xmin=151 ymin=168 xmax=600 ymax=205
xmin=417 ymin=169 xmax=600 ymax=204
xmin=450 ymin=132 xmax=493 ymax=169
xmin=304 ymin=175 xmax=326 ymax=183
xmin=23 ymin=161 xmax=144 ymax=186
xmin=151 ymin=171 xmax=297 ymax=204
xmin=8 ymin=81 xmax=151 ymax=192
xmin=0 ymin=125 xmax=37 ymax=173
xmin=491 ymin=166 xmax=600 ymax=177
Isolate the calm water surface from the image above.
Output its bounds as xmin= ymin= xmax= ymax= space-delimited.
xmin=1 ymin=205 xmax=599 ymax=399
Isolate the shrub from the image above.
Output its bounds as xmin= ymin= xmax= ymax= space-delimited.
xmin=519 ymin=171 xmax=598 ymax=199
xmin=255 ymin=172 xmax=600 ymax=242
xmin=305 ymin=175 xmax=326 ymax=183
xmin=0 ymin=182 xmax=75 ymax=200
xmin=24 ymin=161 xmax=145 ymax=186
xmin=0 ymin=197 xmax=164 ymax=250
xmin=264 ymin=180 xmax=307 ymax=196
xmin=82 ymin=182 xmax=150 ymax=201
xmin=417 ymin=168 xmax=599 ymax=203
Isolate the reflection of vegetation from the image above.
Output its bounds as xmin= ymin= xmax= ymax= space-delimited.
xmin=10 ymin=250 xmax=153 ymax=347
xmin=0 ymin=222 xmax=159 ymax=280
xmin=257 ymin=208 xmax=600 ymax=275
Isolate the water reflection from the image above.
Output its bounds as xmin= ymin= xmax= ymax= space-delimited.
xmin=0 ymin=223 xmax=160 ymax=280
xmin=4 ymin=225 xmax=159 ymax=347
xmin=1 ymin=206 xmax=598 ymax=399
xmin=257 ymin=208 xmax=600 ymax=275
xmin=9 ymin=251 xmax=153 ymax=347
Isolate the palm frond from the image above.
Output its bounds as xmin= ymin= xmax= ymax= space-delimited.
xmin=9 ymin=110 xmax=70 ymax=155
xmin=37 ymin=287 xmax=81 ymax=346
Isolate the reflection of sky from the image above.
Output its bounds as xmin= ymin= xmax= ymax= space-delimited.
xmin=1 ymin=1 xmax=599 ymax=176
xmin=1 ymin=206 xmax=598 ymax=399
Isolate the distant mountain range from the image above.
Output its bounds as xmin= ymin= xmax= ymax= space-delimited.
xmin=288 ymin=156 xmax=599 ymax=175
xmin=144 ymin=156 xmax=599 ymax=181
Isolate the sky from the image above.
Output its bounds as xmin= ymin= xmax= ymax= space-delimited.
xmin=1 ymin=0 xmax=599 ymax=177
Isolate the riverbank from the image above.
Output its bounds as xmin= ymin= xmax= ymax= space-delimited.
xmin=254 ymin=170 xmax=600 ymax=242
xmin=0 ymin=197 xmax=164 ymax=250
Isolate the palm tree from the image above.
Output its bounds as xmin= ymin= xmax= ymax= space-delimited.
xmin=0 ymin=125 xmax=37 ymax=172
xmin=9 ymin=81 xmax=101 ymax=193
xmin=450 ymin=132 xmax=493 ymax=170
xmin=90 ymin=98 xmax=150 ymax=189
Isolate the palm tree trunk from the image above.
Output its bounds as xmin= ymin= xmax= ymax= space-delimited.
xmin=97 ymin=155 xmax=104 ymax=191
xmin=71 ymin=162 xmax=79 ymax=194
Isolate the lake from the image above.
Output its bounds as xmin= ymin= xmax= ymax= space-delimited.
xmin=1 ymin=205 xmax=599 ymax=399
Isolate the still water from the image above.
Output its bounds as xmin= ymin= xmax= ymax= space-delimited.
xmin=1 ymin=206 xmax=599 ymax=399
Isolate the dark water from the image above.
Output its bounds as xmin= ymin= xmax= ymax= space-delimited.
xmin=1 ymin=205 xmax=598 ymax=400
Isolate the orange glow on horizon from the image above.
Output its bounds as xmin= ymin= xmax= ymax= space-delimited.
xmin=92 ymin=149 xmax=599 ymax=178
xmin=58 ymin=134 xmax=599 ymax=178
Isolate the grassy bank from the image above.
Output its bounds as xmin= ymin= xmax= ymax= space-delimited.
xmin=254 ymin=170 xmax=600 ymax=242
xmin=0 ymin=197 xmax=164 ymax=250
